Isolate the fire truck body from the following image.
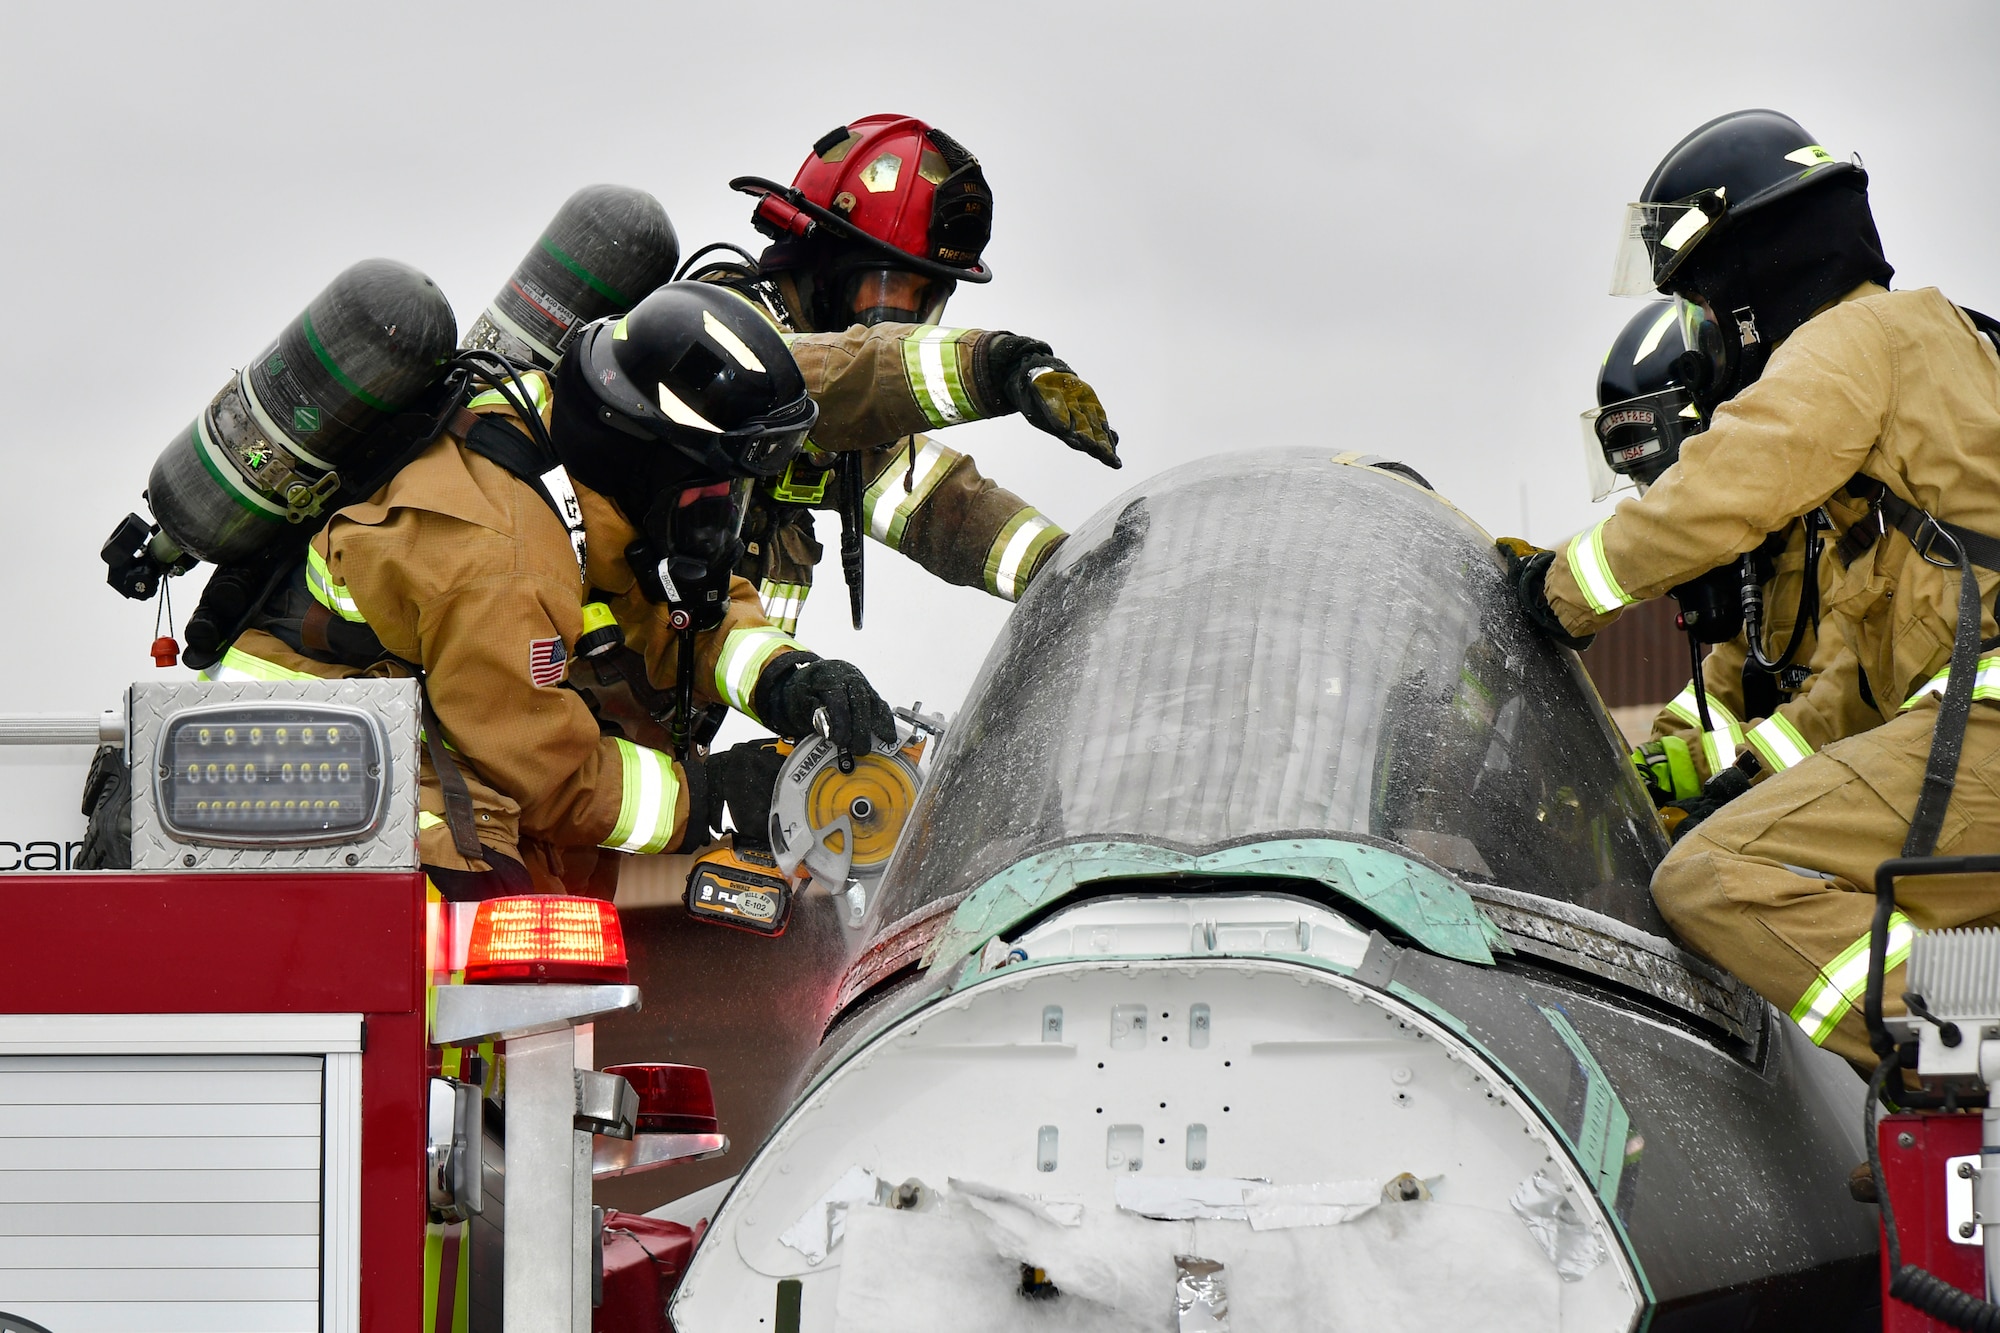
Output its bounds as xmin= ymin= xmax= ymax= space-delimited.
xmin=0 ymin=679 xmax=708 ymax=1333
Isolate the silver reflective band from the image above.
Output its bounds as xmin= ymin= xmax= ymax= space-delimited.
xmin=198 ymin=648 xmax=321 ymax=684
xmin=866 ymin=439 xmax=954 ymax=547
xmin=1903 ymin=653 xmax=2000 ymax=710
xmin=1746 ymin=713 xmax=1813 ymax=773
xmin=604 ymin=738 xmax=680 ymax=855
xmin=1565 ymin=520 xmax=1635 ymax=615
xmin=1790 ymin=913 xmax=1912 ymax=1046
xmin=901 ymin=327 xmax=977 ymax=428
xmin=758 ymin=580 xmax=808 ymax=635
xmin=1664 ymin=682 xmax=1743 ymax=775
xmin=715 ymin=625 xmax=802 ymax=716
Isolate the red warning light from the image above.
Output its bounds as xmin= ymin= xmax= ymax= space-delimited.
xmin=463 ymin=896 xmax=629 ymax=984
xmin=604 ymin=1063 xmax=718 ymax=1134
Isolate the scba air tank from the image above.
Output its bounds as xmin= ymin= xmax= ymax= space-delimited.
xmin=462 ymin=184 xmax=680 ymax=369
xmin=145 ymin=259 xmax=456 ymax=565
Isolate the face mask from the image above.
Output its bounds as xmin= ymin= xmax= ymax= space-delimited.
xmin=627 ymin=479 xmax=752 ymax=630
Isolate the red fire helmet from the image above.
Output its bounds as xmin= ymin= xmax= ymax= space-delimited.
xmin=732 ymin=114 xmax=994 ymax=286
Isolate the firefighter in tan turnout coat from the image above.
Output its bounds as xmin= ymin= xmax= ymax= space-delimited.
xmin=1510 ymin=110 xmax=2000 ymax=1070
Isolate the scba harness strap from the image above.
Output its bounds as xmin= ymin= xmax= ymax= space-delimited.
xmin=1838 ymin=475 xmax=2000 ymax=858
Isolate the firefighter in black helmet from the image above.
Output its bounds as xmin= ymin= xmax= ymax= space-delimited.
xmin=207 ymin=283 xmax=896 ymax=897
xmin=1587 ymin=300 xmax=1870 ymax=809
xmin=1502 ymin=108 xmax=2000 ymax=1070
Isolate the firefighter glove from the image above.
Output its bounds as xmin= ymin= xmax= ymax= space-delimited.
xmin=1632 ymin=737 xmax=1702 ymax=806
xmin=760 ymin=656 xmax=897 ymax=761
xmin=1661 ymin=763 xmax=1753 ymax=843
xmin=1495 ymin=538 xmax=1595 ymax=652
xmin=987 ymin=332 xmax=1120 ymax=468
xmin=695 ymin=739 xmax=786 ymax=849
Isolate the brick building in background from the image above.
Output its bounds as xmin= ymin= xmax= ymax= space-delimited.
xmin=1579 ymin=598 xmax=1686 ymax=744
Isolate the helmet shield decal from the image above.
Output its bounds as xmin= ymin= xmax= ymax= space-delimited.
xmin=1587 ymin=387 xmax=1705 ymax=496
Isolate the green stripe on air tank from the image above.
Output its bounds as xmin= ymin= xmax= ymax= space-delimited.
xmin=300 ymin=310 xmax=396 ymax=412
xmin=189 ymin=416 xmax=286 ymax=522
xmin=538 ymin=236 xmax=630 ymax=307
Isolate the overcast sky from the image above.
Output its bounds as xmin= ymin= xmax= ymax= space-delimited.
xmin=3 ymin=0 xmax=1995 ymax=730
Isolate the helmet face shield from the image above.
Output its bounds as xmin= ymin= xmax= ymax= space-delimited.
xmin=1610 ymin=190 xmax=1726 ymax=296
xmin=842 ymin=267 xmax=946 ymax=327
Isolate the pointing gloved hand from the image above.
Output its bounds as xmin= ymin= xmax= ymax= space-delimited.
xmin=1631 ymin=737 xmax=1702 ymax=806
xmin=689 ymin=739 xmax=787 ymax=850
xmin=1495 ymin=538 xmax=1596 ymax=652
xmin=986 ymin=332 xmax=1120 ymax=468
xmin=756 ymin=654 xmax=897 ymax=766
xmin=1660 ymin=762 xmax=1753 ymax=843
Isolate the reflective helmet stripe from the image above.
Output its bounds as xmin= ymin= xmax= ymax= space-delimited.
xmin=1663 ymin=681 xmax=1745 ymax=775
xmin=757 ymin=580 xmax=809 ymax=635
xmin=864 ymin=438 xmax=958 ymax=548
xmin=1565 ymin=519 xmax=1636 ymax=615
xmin=985 ymin=509 xmax=1064 ymax=602
xmin=1902 ymin=653 xmax=2000 ymax=709
xmin=900 ymin=326 xmax=979 ymax=427
xmin=197 ymin=647 xmax=321 ymax=683
xmin=715 ymin=625 xmax=803 ymax=718
xmin=306 ymin=546 xmax=368 ymax=622
xmin=1789 ymin=912 xmax=1913 ymax=1046
xmin=1745 ymin=712 xmax=1814 ymax=773
xmin=603 ymin=738 xmax=681 ymax=855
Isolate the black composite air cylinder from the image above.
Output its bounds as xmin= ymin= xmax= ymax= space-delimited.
xmin=462 ymin=184 xmax=680 ymax=369
xmin=147 ymin=259 xmax=456 ymax=564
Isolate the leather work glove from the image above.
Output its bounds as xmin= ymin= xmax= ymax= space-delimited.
xmin=1660 ymin=763 xmax=1753 ymax=843
xmin=758 ymin=656 xmax=897 ymax=768
xmin=987 ymin=332 xmax=1120 ymax=468
xmin=1631 ymin=737 xmax=1702 ymax=807
xmin=1495 ymin=537 xmax=1596 ymax=652
xmin=691 ymin=739 xmax=787 ymax=850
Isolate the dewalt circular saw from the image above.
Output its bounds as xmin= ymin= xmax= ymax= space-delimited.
xmin=684 ymin=706 xmax=940 ymax=935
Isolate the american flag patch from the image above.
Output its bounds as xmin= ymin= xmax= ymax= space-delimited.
xmin=528 ymin=635 xmax=569 ymax=687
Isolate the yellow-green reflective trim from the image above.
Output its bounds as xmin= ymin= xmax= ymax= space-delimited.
xmin=715 ymin=625 xmax=801 ymax=718
xmin=984 ymin=508 xmax=1064 ymax=601
xmin=899 ymin=326 xmax=978 ymax=428
xmin=197 ymin=647 xmax=321 ymax=683
xmin=757 ymin=580 xmax=808 ymax=635
xmin=466 ymin=370 xmax=551 ymax=417
xmin=1663 ymin=681 xmax=1744 ymax=775
xmin=603 ymin=738 xmax=680 ymax=855
xmin=1565 ymin=519 xmax=1635 ymax=615
xmin=1746 ymin=712 xmax=1814 ymax=772
xmin=1902 ymin=653 xmax=2000 ymax=710
xmin=305 ymin=546 xmax=366 ymax=622
xmin=1790 ymin=912 xmax=1913 ymax=1045
xmin=863 ymin=438 xmax=959 ymax=549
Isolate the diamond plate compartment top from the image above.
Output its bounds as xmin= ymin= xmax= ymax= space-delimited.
xmin=128 ymin=678 xmax=421 ymax=872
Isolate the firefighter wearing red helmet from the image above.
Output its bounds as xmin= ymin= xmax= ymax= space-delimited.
xmin=693 ymin=114 xmax=1119 ymax=631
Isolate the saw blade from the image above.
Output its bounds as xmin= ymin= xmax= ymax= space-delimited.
xmin=770 ymin=720 xmax=924 ymax=897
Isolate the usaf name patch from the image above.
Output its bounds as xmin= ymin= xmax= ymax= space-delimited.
xmin=528 ymin=635 xmax=569 ymax=688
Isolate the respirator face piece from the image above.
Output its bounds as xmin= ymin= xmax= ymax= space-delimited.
xmin=628 ymin=478 xmax=753 ymax=631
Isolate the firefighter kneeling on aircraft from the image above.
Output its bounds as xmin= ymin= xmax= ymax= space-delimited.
xmin=1584 ymin=298 xmax=1874 ymax=824
xmin=1503 ymin=108 xmax=2000 ymax=1072
xmin=203 ymin=284 xmax=896 ymax=898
